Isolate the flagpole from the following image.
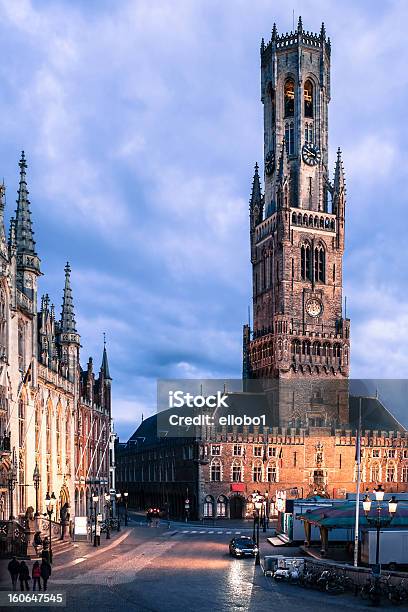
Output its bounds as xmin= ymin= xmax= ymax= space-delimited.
xmin=353 ymin=397 xmax=362 ymax=567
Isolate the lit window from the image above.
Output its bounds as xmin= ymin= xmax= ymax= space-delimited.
xmin=284 ymin=79 xmax=295 ymax=117
xmin=304 ymin=80 xmax=314 ymax=118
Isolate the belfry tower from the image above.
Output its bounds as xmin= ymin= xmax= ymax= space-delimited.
xmin=244 ymin=19 xmax=350 ymax=427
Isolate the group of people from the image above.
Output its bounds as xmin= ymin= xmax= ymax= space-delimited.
xmin=7 ymin=557 xmax=52 ymax=591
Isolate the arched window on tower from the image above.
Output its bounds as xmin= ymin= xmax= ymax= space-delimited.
xmin=285 ymin=122 xmax=295 ymax=156
xmin=284 ymin=79 xmax=295 ymax=118
xmin=301 ymin=245 xmax=311 ymax=281
xmin=304 ymin=80 xmax=314 ymax=118
xmin=313 ymin=246 xmax=325 ymax=282
xmin=270 ymin=84 xmax=276 ymax=124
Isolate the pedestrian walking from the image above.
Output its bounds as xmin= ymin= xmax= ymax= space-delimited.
xmin=33 ymin=531 xmax=43 ymax=555
xmin=19 ymin=560 xmax=30 ymax=591
xmin=95 ymin=522 xmax=101 ymax=546
xmin=40 ymin=559 xmax=51 ymax=591
xmin=32 ymin=561 xmax=41 ymax=591
xmin=7 ymin=557 xmax=20 ymax=591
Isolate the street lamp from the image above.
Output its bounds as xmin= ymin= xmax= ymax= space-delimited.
xmin=92 ymin=491 xmax=99 ymax=547
xmin=7 ymin=464 xmax=17 ymax=521
xmin=363 ymin=484 xmax=398 ymax=602
xmin=116 ymin=492 xmax=121 ymax=532
xmin=104 ymin=492 xmax=111 ymax=540
xmin=123 ymin=491 xmax=129 ymax=526
xmin=33 ymin=463 xmax=40 ymax=517
xmin=45 ymin=491 xmax=56 ymax=563
xmin=254 ymin=494 xmax=263 ymax=566
xmin=263 ymin=492 xmax=269 ymax=533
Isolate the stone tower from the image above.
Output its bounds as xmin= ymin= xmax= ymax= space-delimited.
xmin=244 ymin=19 xmax=350 ymax=428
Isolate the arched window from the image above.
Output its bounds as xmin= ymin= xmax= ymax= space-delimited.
xmin=386 ymin=463 xmax=396 ymax=482
xmin=204 ymin=495 xmax=214 ymax=517
xmin=301 ymin=245 xmax=311 ymax=280
xmin=270 ymin=84 xmax=276 ymax=124
xmin=285 ymin=122 xmax=295 ymax=155
xmin=284 ymin=79 xmax=295 ymax=117
xmin=267 ymin=462 xmax=278 ymax=482
xmin=217 ymin=495 xmax=227 ymax=517
xmin=232 ymin=459 xmax=243 ymax=482
xmin=314 ymin=247 xmax=325 ymax=282
xmin=0 ymin=289 xmax=7 ymax=360
xmin=252 ymin=460 xmax=263 ymax=482
xmin=18 ymin=399 xmax=25 ymax=448
xmin=333 ymin=344 xmax=341 ymax=359
xmin=46 ymin=406 xmax=51 ymax=454
xmin=292 ymin=340 xmax=300 ymax=357
xmin=210 ymin=459 xmax=221 ymax=482
xmin=402 ymin=466 xmax=408 ymax=483
xmin=292 ymin=213 xmax=297 ymax=224
xmin=304 ymin=80 xmax=314 ymax=118
xmin=18 ymin=321 xmax=24 ymax=371
xmin=302 ymin=341 xmax=311 ymax=356
xmin=313 ymin=342 xmax=321 ymax=357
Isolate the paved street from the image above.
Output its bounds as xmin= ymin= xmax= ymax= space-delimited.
xmin=0 ymin=523 xmax=395 ymax=611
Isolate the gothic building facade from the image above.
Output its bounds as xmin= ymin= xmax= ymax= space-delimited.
xmin=116 ymin=19 xmax=408 ymax=520
xmin=0 ymin=152 xmax=113 ymax=522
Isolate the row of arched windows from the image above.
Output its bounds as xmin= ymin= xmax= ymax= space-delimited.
xmin=353 ymin=462 xmax=408 ymax=483
xmin=292 ymin=213 xmax=335 ymax=232
xmin=292 ymin=341 xmax=343 ymax=360
xmin=301 ymin=245 xmax=325 ymax=282
xmin=284 ymin=78 xmax=314 ymax=118
xmin=210 ymin=459 xmax=279 ymax=483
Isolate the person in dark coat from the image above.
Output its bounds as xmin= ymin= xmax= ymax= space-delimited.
xmin=33 ymin=531 xmax=43 ymax=555
xmin=32 ymin=561 xmax=41 ymax=591
xmin=7 ymin=557 xmax=20 ymax=591
xmin=40 ymin=559 xmax=51 ymax=591
xmin=19 ymin=560 xmax=30 ymax=591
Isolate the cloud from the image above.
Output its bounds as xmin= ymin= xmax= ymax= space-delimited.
xmin=0 ymin=0 xmax=407 ymax=437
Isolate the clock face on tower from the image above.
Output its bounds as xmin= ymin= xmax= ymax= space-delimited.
xmin=265 ymin=151 xmax=275 ymax=175
xmin=302 ymin=143 xmax=321 ymax=166
xmin=306 ymin=298 xmax=322 ymax=318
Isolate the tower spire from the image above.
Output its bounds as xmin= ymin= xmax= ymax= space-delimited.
xmin=333 ymin=147 xmax=346 ymax=218
xmin=60 ymin=262 xmax=77 ymax=333
xmin=15 ymin=152 xmax=38 ymax=258
xmin=249 ymin=162 xmax=263 ymax=227
xmin=101 ymin=333 xmax=112 ymax=380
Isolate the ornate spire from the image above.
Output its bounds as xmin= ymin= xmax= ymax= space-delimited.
xmin=15 ymin=152 xmax=37 ymax=258
xmin=60 ymin=262 xmax=77 ymax=333
xmin=333 ymin=147 xmax=346 ymax=217
xmin=320 ymin=22 xmax=326 ymax=40
xmin=297 ymin=16 xmax=303 ymax=33
xmin=334 ymin=147 xmax=345 ymax=193
xmin=271 ymin=23 xmax=277 ymax=41
xmin=101 ymin=333 xmax=112 ymax=380
xmin=0 ymin=182 xmax=7 ymax=260
xmin=249 ymin=163 xmax=263 ymax=225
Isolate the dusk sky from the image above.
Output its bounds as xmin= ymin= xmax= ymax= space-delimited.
xmin=0 ymin=0 xmax=407 ymax=439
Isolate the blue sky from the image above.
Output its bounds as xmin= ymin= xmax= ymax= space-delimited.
xmin=0 ymin=0 xmax=407 ymax=439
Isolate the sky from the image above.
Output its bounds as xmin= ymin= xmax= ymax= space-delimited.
xmin=0 ymin=0 xmax=407 ymax=440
